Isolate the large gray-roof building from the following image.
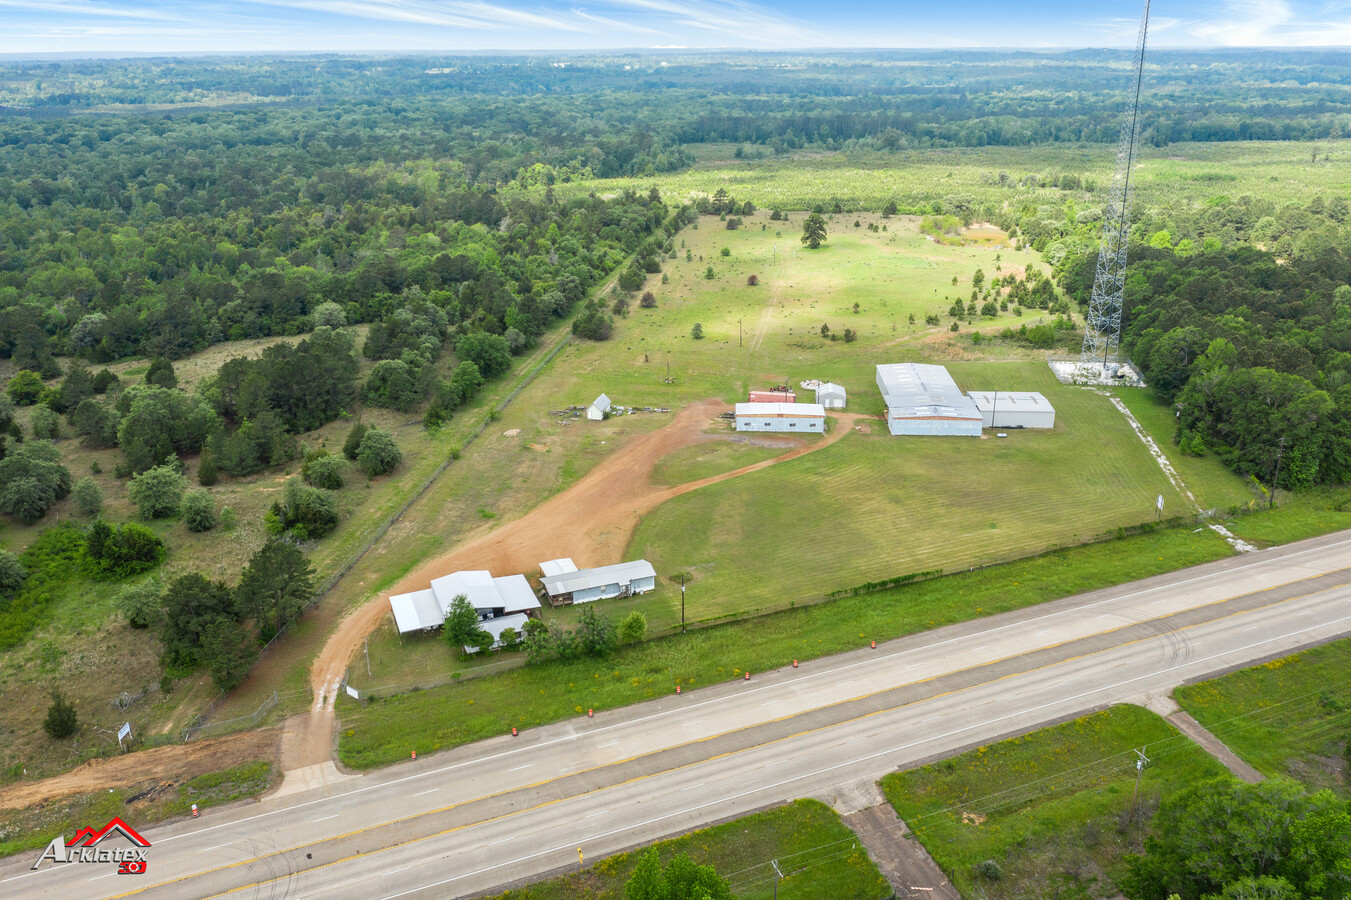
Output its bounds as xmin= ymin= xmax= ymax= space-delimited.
xmin=968 ymin=391 xmax=1056 ymax=429
xmin=539 ymin=559 xmax=657 ymax=606
xmin=876 ymin=363 xmax=983 ymax=436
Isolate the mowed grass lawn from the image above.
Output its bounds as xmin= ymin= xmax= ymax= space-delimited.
xmin=1175 ymin=638 xmax=1351 ymax=793
xmin=631 ymin=362 xmax=1190 ymax=625
xmin=881 ymin=705 xmax=1229 ymax=897
xmin=336 ymin=525 xmax=1231 ymax=769
xmin=484 ymin=799 xmax=889 ymax=900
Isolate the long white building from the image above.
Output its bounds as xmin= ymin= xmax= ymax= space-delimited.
xmin=876 ymin=363 xmax=983 ymax=437
xmin=734 ymin=402 xmax=826 ymax=433
xmin=538 ymin=559 xmax=658 ymax=606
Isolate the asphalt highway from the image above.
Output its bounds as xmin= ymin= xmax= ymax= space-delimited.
xmin=5 ymin=529 xmax=1351 ymax=900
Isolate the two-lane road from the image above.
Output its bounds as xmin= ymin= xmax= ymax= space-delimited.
xmin=6 ymin=530 xmax=1351 ymax=899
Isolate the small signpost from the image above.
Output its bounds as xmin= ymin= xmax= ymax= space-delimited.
xmin=346 ymin=684 xmax=360 ymax=700
xmin=1156 ymin=493 xmax=1164 ymax=520
xmin=117 ymin=722 xmax=132 ymax=751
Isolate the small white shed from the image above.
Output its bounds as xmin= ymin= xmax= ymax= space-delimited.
xmin=814 ymin=382 xmax=847 ymax=409
xmin=587 ymin=393 xmax=611 ymax=421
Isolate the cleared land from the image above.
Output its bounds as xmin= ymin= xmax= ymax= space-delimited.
xmin=484 ymin=799 xmax=889 ymax=900
xmin=881 ymin=705 xmax=1229 ymax=898
xmin=1175 ymin=637 xmax=1351 ymax=792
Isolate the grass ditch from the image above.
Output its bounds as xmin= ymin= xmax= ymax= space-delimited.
xmin=880 ymin=705 xmax=1228 ymax=897
xmin=0 ymin=760 xmax=274 ymax=859
xmin=1175 ymin=637 xmax=1351 ymax=793
xmin=336 ymin=524 xmax=1231 ymax=769
xmin=482 ymin=798 xmax=889 ymax=900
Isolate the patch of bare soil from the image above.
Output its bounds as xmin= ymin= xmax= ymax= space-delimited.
xmin=0 ymin=728 xmax=280 ymax=811
xmin=962 ymin=811 xmax=987 ymax=826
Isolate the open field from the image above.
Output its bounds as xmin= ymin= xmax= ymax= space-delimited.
xmin=631 ymin=362 xmax=1191 ymax=626
xmin=881 ymin=705 xmax=1229 ymax=898
xmin=539 ymin=140 xmax=1351 ymax=213
xmin=1175 ymin=638 xmax=1351 ymax=793
xmin=483 ymin=798 xmax=888 ymax=900
xmin=336 ymin=524 xmax=1231 ymax=770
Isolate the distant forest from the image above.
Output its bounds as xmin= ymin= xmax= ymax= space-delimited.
xmin=4 ymin=51 xmax=1351 ymax=492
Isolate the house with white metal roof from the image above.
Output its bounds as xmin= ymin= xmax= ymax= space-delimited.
xmin=876 ymin=363 xmax=982 ymax=436
xmin=389 ymin=569 xmax=541 ymax=634
xmin=465 ymin=612 xmax=530 ymax=653
xmin=967 ymin=391 xmax=1056 ymax=429
xmin=539 ymin=558 xmax=579 ymax=578
xmin=586 ymin=393 xmax=611 ymax=421
xmin=734 ymin=402 xmax=825 ymax=433
xmin=539 ymin=559 xmax=657 ymax=606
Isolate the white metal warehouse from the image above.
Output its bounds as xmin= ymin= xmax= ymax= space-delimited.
xmin=734 ymin=402 xmax=826 ymax=433
xmin=388 ymin=569 xmax=541 ymax=634
xmin=875 ymin=363 xmax=983 ymax=437
xmin=968 ymin=391 xmax=1056 ymax=429
xmin=539 ymin=559 xmax=658 ymax=606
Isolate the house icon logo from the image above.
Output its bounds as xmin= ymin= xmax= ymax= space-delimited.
xmin=32 ymin=816 xmax=151 ymax=873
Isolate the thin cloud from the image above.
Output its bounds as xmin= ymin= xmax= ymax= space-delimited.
xmin=570 ymin=8 xmax=665 ymax=35
xmin=0 ymin=0 xmax=182 ymax=20
xmin=246 ymin=0 xmax=588 ymax=32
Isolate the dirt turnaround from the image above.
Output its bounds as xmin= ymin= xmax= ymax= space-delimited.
xmin=293 ymin=401 xmax=868 ymax=770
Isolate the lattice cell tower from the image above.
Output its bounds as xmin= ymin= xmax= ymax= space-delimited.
xmin=1080 ymin=0 xmax=1152 ymax=374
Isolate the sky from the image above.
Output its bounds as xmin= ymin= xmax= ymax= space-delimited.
xmin=4 ymin=0 xmax=1351 ymax=56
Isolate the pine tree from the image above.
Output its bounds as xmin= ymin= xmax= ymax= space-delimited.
xmin=43 ymin=691 xmax=78 ymax=739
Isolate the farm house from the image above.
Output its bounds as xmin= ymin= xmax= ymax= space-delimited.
xmin=734 ymin=402 xmax=826 ymax=433
xmin=388 ymin=569 xmax=541 ymax=634
xmin=813 ymin=382 xmax=846 ymax=408
xmin=967 ymin=391 xmax=1056 ymax=429
xmin=586 ymin=393 xmax=611 ymax=421
xmin=876 ymin=363 xmax=982 ymax=436
xmin=539 ymin=559 xmax=658 ymax=606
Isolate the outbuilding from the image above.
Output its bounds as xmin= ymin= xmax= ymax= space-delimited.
xmin=967 ymin=391 xmax=1056 ymax=429
xmin=586 ymin=393 xmax=611 ymax=421
xmin=734 ymin=402 xmax=826 ymax=433
xmin=539 ymin=559 xmax=658 ymax=606
xmin=814 ymin=382 xmax=846 ymax=409
xmin=876 ymin=363 xmax=982 ymax=437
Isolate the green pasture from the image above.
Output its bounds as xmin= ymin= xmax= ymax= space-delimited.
xmin=1175 ymin=638 xmax=1351 ymax=793
xmin=1221 ymin=484 xmax=1351 ymax=548
xmin=484 ymin=799 xmax=889 ymax=900
xmin=336 ymin=525 xmax=1231 ymax=769
xmin=630 ymin=362 xmax=1192 ymax=627
xmin=649 ymin=436 xmax=806 ymax=487
xmin=882 ymin=705 xmax=1228 ymax=897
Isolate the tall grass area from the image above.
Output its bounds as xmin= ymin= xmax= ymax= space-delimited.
xmin=881 ymin=706 xmax=1229 ymax=897
xmin=484 ymin=799 xmax=889 ymax=900
xmin=535 ymin=141 xmax=1351 ymax=214
xmin=336 ymin=526 xmax=1231 ymax=769
xmin=1175 ymin=638 xmax=1351 ymax=793
xmin=1221 ymin=484 xmax=1351 ymax=547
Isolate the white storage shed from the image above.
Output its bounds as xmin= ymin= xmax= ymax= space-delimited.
xmin=734 ymin=402 xmax=826 ymax=433
xmin=814 ymin=382 xmax=847 ymax=409
xmin=586 ymin=393 xmax=611 ymax=421
xmin=967 ymin=392 xmax=1056 ymax=429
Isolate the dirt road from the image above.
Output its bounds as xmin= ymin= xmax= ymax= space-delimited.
xmin=293 ymin=402 xmax=867 ymax=770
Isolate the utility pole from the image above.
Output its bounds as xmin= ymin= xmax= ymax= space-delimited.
xmin=739 ymin=317 xmax=742 ymax=348
xmin=1129 ymin=746 xmax=1150 ymax=823
xmin=680 ymin=573 xmax=686 ymax=632
xmin=771 ymin=860 xmax=783 ymax=900
xmin=364 ymin=636 xmax=371 ymax=677
xmin=1270 ymin=437 xmax=1286 ymax=509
